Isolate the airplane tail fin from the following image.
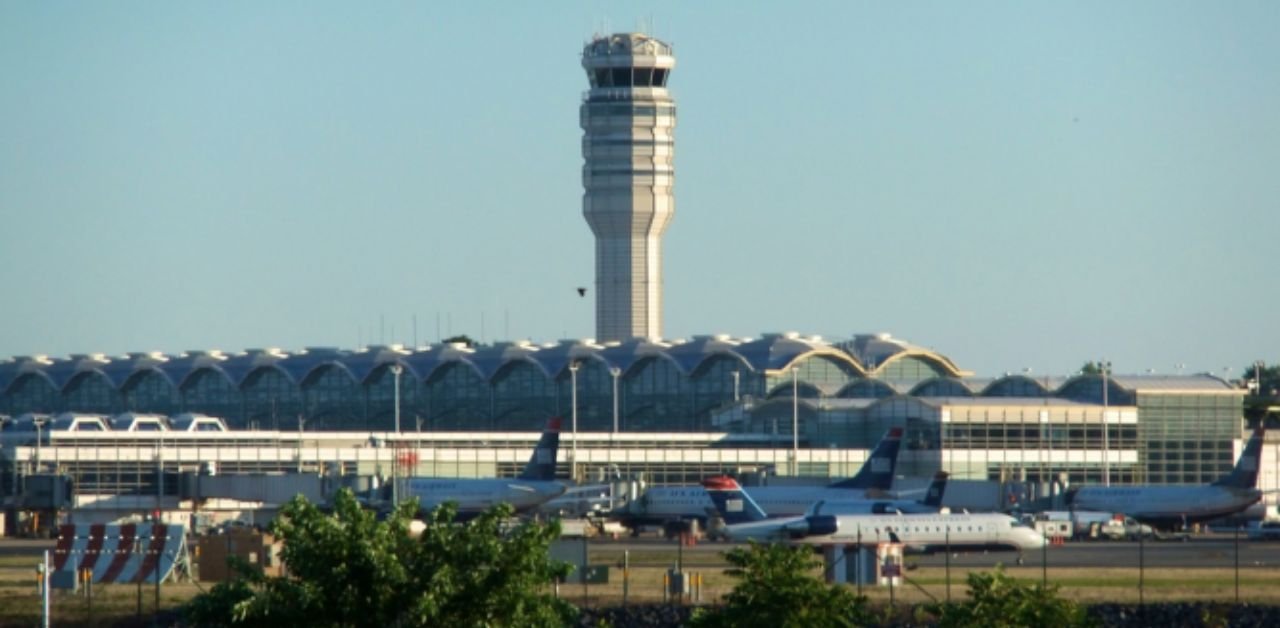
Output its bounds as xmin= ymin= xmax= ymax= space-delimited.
xmin=1212 ymin=427 xmax=1265 ymax=489
xmin=828 ymin=428 xmax=902 ymax=490
xmin=518 ymin=417 xmax=562 ymax=481
xmin=922 ymin=471 xmax=949 ymax=508
xmin=703 ymin=476 xmax=770 ymax=524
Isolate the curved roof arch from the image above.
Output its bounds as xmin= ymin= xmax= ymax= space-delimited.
xmin=62 ymin=369 xmax=115 ymax=395
xmin=835 ymin=378 xmax=900 ymax=399
xmin=298 ymin=361 xmax=359 ymax=389
xmin=4 ymin=371 xmax=59 ymax=398
xmin=687 ymin=351 xmax=754 ymax=379
xmin=120 ymin=365 xmax=178 ymax=393
xmin=599 ymin=337 xmax=675 ymax=375
xmin=836 ymin=333 xmax=968 ymax=377
xmin=765 ymin=380 xmax=824 ymax=399
xmin=218 ymin=349 xmax=288 ymax=386
xmin=981 ymin=375 xmax=1053 ymax=397
xmin=471 ymin=342 xmax=547 ymax=382
xmin=664 ymin=335 xmax=748 ymax=375
xmin=909 ymin=377 xmax=979 ymax=398
xmin=869 ymin=351 xmax=962 ymax=379
xmin=240 ymin=363 xmax=297 ymax=389
xmin=275 ymin=348 xmax=354 ymax=386
xmin=527 ymin=339 xmax=609 ymax=378
xmin=343 ymin=345 xmax=415 ymax=384
xmin=734 ymin=333 xmax=863 ymax=375
xmin=176 ymin=364 xmax=237 ymax=392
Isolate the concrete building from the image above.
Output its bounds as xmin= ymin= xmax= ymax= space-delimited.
xmin=581 ymin=33 xmax=676 ymax=342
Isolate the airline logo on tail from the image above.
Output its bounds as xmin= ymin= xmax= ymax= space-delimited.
xmin=518 ymin=417 xmax=562 ymax=482
xmin=703 ymin=475 xmax=768 ymax=524
xmin=1213 ymin=427 xmax=1265 ymax=490
xmin=829 ymin=427 xmax=903 ymax=490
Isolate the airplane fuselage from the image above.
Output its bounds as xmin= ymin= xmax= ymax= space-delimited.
xmin=403 ymin=478 xmax=566 ymax=514
xmin=721 ymin=512 xmax=1046 ymax=554
xmin=1071 ymin=485 xmax=1261 ymax=529
xmin=617 ymin=485 xmax=880 ymax=525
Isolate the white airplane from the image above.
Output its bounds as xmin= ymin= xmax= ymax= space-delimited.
xmin=610 ymin=428 xmax=904 ymax=529
xmin=400 ymin=417 xmax=567 ymax=516
xmin=803 ymin=472 xmax=950 ymax=517
xmin=705 ymin=476 xmax=1045 ymax=559
xmin=1067 ymin=427 xmax=1266 ymax=532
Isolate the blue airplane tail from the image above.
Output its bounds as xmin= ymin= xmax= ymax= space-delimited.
xmin=518 ymin=417 xmax=561 ymax=481
xmin=828 ymin=428 xmax=902 ymax=490
xmin=703 ymin=476 xmax=770 ymax=524
xmin=922 ymin=471 xmax=949 ymax=508
xmin=1213 ymin=427 xmax=1265 ymax=489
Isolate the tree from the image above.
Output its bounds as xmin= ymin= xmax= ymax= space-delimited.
xmin=185 ymin=489 xmax=575 ymax=627
xmin=691 ymin=542 xmax=872 ymax=628
xmin=1079 ymin=361 xmax=1104 ymax=376
xmin=443 ymin=334 xmax=476 ymax=347
xmin=1242 ymin=361 xmax=1280 ymax=396
xmin=928 ymin=565 xmax=1093 ymax=628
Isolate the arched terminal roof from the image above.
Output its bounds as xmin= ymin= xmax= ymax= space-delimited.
xmin=734 ymin=333 xmax=862 ymax=375
xmin=598 ymin=337 xmax=675 ymax=375
xmin=663 ymin=335 xmax=745 ymax=374
xmin=37 ymin=354 xmax=108 ymax=390
xmin=403 ymin=343 xmax=484 ymax=382
xmin=529 ymin=339 xmax=609 ymax=378
xmin=0 ymin=332 xmax=972 ymax=398
xmin=275 ymin=347 xmax=355 ymax=386
xmin=161 ymin=351 xmax=234 ymax=389
xmin=343 ymin=345 xmax=412 ymax=383
xmin=470 ymin=341 xmax=546 ymax=381
xmin=219 ymin=349 xmax=288 ymax=387
xmin=836 ymin=333 xmax=968 ymax=377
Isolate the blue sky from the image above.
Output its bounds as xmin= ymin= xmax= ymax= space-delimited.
xmin=2 ymin=2 xmax=1276 ymax=377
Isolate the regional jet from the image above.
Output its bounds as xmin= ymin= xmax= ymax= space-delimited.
xmin=399 ymin=417 xmax=567 ymax=515
xmin=1067 ymin=427 xmax=1266 ymax=532
xmin=608 ymin=427 xmax=905 ymax=530
xmin=704 ymin=476 xmax=1045 ymax=559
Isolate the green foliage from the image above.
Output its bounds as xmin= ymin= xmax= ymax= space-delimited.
xmin=928 ymin=565 xmax=1094 ymax=628
xmin=185 ymin=489 xmax=575 ymax=627
xmin=443 ymin=334 xmax=476 ymax=347
xmin=691 ymin=542 xmax=872 ymax=628
xmin=1079 ymin=361 xmax=1104 ymax=376
xmin=1242 ymin=362 xmax=1279 ymax=396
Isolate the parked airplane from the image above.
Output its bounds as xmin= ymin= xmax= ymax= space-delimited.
xmin=608 ymin=428 xmax=904 ymax=531
xmin=704 ymin=476 xmax=1045 ymax=560
xmin=803 ymin=472 xmax=950 ymax=518
xmin=1067 ymin=427 xmax=1266 ymax=531
xmin=399 ymin=417 xmax=566 ymax=515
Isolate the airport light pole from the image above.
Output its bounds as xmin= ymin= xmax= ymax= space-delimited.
xmin=792 ymin=366 xmax=800 ymax=476
xmin=391 ymin=363 xmax=403 ymax=510
xmin=610 ymin=367 xmax=621 ymax=434
xmin=731 ymin=370 xmax=740 ymax=403
xmin=391 ymin=364 xmax=403 ymax=434
xmin=1101 ymin=360 xmax=1111 ymax=487
xmin=570 ymin=361 xmax=579 ymax=481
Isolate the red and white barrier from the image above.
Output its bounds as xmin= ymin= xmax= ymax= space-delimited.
xmin=52 ymin=524 xmax=189 ymax=584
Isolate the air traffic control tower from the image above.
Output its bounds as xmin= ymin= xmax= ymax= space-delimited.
xmin=581 ymin=33 xmax=676 ymax=342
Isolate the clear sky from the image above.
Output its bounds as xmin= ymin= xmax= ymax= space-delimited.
xmin=2 ymin=2 xmax=1276 ymax=378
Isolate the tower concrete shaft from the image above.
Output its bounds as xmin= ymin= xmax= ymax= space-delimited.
xmin=581 ymin=33 xmax=675 ymax=342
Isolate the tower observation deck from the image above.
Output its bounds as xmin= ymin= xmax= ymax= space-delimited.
xmin=580 ymin=33 xmax=676 ymax=342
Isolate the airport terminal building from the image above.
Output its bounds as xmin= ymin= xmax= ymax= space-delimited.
xmin=0 ymin=332 xmax=1255 ymax=500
